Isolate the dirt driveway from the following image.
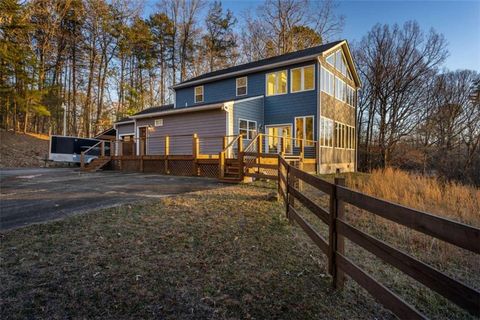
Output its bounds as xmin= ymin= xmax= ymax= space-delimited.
xmin=0 ymin=168 xmax=224 ymax=231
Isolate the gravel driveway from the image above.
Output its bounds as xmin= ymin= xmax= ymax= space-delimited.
xmin=0 ymin=168 xmax=224 ymax=231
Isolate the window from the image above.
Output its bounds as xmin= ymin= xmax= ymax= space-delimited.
xmin=346 ymin=85 xmax=355 ymax=106
xmin=334 ymin=122 xmax=355 ymax=149
xmin=321 ymin=67 xmax=334 ymax=96
xmin=335 ymin=50 xmax=347 ymax=76
xmin=194 ymin=86 xmax=204 ymax=103
xmin=335 ymin=78 xmax=346 ymax=102
xmin=319 ymin=117 xmax=334 ymax=147
xmin=266 ymin=70 xmax=287 ymax=96
xmin=291 ymin=65 xmax=315 ymax=93
xmin=154 ymin=119 xmax=163 ymax=127
xmin=239 ymin=119 xmax=257 ymax=140
xmin=295 ymin=116 xmax=314 ymax=147
xmin=236 ymin=77 xmax=247 ymax=96
xmin=326 ymin=53 xmax=335 ymax=66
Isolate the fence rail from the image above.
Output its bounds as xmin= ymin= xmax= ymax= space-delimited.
xmin=278 ymin=156 xmax=480 ymax=319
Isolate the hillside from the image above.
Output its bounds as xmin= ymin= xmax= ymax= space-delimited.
xmin=0 ymin=130 xmax=49 ymax=168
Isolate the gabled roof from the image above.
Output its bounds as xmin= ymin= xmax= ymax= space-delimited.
xmin=173 ymin=40 xmax=344 ymax=89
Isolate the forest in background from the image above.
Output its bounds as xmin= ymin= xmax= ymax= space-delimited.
xmin=1 ymin=0 xmax=479 ymax=184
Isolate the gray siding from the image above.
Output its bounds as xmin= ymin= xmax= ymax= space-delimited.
xmin=116 ymin=122 xmax=134 ymax=135
xmin=136 ymin=109 xmax=227 ymax=155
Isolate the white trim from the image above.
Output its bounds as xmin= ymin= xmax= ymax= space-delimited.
xmin=136 ymin=125 xmax=150 ymax=155
xmin=194 ymin=85 xmax=204 ymax=103
xmin=294 ymin=115 xmax=315 ymax=147
xmin=236 ymin=76 xmax=248 ymax=96
xmin=131 ymin=103 xmax=225 ymax=119
xmin=238 ymin=118 xmax=257 ymax=140
xmin=172 ymin=54 xmax=322 ymax=89
xmin=290 ymin=65 xmax=316 ymax=93
xmin=265 ymin=123 xmax=293 ymax=153
xmin=317 ymin=59 xmax=322 ymax=172
xmin=265 ymin=70 xmax=288 ymax=96
xmin=232 ymin=95 xmax=264 ymax=103
xmin=114 ymin=119 xmax=134 ymax=125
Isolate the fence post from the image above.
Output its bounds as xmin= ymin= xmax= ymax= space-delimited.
xmin=80 ymin=152 xmax=85 ymax=169
xmin=281 ymin=136 xmax=286 ymax=156
xmin=329 ymin=177 xmax=346 ymax=289
xmin=111 ymin=140 xmax=116 ymax=157
xmin=193 ymin=134 xmax=199 ymax=176
xmin=286 ymin=162 xmax=294 ymax=223
xmin=219 ymin=151 xmax=225 ymax=179
xmin=165 ymin=136 xmax=170 ymax=174
xmin=238 ymin=134 xmax=243 ymax=154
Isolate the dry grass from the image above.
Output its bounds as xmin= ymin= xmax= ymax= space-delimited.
xmin=298 ymin=168 xmax=480 ymax=319
xmin=0 ymin=182 xmax=393 ymax=320
xmin=345 ymin=167 xmax=480 ymax=227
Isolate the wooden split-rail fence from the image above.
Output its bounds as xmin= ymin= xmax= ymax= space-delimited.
xmin=277 ymin=156 xmax=479 ymax=319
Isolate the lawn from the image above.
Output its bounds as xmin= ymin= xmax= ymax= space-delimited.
xmin=1 ymin=181 xmax=393 ymax=320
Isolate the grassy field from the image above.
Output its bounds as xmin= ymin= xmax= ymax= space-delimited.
xmin=299 ymin=168 xmax=479 ymax=319
xmin=1 ymin=181 xmax=393 ymax=320
xmin=1 ymin=170 xmax=478 ymax=319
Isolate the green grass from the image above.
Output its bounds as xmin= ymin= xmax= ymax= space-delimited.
xmin=1 ymin=181 xmax=393 ymax=320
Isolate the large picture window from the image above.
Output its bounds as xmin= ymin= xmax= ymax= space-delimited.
xmin=239 ymin=119 xmax=257 ymax=140
xmin=266 ymin=70 xmax=287 ymax=96
xmin=291 ymin=65 xmax=315 ymax=93
xmin=194 ymin=86 xmax=204 ymax=103
xmin=295 ymin=116 xmax=314 ymax=147
xmin=236 ymin=77 xmax=247 ymax=96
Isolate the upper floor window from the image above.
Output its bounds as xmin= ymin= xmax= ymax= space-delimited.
xmin=295 ymin=116 xmax=314 ymax=147
xmin=291 ymin=65 xmax=315 ymax=93
xmin=326 ymin=53 xmax=335 ymax=66
xmin=335 ymin=78 xmax=346 ymax=102
xmin=321 ymin=67 xmax=334 ymax=96
xmin=239 ymin=119 xmax=257 ymax=140
xmin=194 ymin=86 xmax=204 ymax=103
xmin=266 ymin=70 xmax=287 ymax=96
xmin=346 ymin=85 xmax=355 ymax=106
xmin=236 ymin=77 xmax=248 ymax=96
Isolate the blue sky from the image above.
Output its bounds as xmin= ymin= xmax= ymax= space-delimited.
xmin=144 ymin=0 xmax=480 ymax=71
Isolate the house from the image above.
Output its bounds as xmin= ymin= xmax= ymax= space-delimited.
xmin=114 ymin=40 xmax=361 ymax=174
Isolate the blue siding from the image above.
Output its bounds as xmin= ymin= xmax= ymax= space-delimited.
xmin=174 ymin=60 xmax=319 ymax=139
xmin=233 ymin=96 xmax=264 ymax=136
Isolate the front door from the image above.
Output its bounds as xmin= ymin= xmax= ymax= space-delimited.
xmin=267 ymin=125 xmax=292 ymax=154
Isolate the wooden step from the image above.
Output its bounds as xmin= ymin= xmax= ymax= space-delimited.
xmin=83 ymin=158 xmax=111 ymax=172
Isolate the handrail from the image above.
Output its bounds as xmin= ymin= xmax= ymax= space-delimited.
xmin=82 ymin=140 xmax=102 ymax=155
xmin=221 ymin=134 xmax=242 ymax=153
xmin=243 ymin=133 xmax=260 ymax=152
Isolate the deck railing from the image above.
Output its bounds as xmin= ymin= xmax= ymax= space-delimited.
xmin=278 ymin=156 xmax=479 ymax=319
xmin=80 ymin=140 xmax=110 ymax=169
